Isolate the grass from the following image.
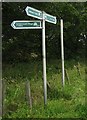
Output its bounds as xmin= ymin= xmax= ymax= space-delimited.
xmin=2 ymin=59 xmax=86 ymax=118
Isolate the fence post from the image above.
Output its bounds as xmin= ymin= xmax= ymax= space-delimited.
xmin=25 ymin=80 xmax=32 ymax=109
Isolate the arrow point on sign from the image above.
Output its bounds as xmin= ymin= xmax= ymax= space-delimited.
xmin=11 ymin=21 xmax=16 ymax=29
xmin=25 ymin=6 xmax=28 ymax=15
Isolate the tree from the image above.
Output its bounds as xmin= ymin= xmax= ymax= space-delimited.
xmin=2 ymin=2 xmax=86 ymax=62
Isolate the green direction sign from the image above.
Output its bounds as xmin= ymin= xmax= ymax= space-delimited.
xmin=11 ymin=21 xmax=42 ymax=29
xmin=45 ymin=13 xmax=57 ymax=24
xmin=25 ymin=6 xmax=43 ymax=20
xmin=25 ymin=6 xmax=57 ymax=24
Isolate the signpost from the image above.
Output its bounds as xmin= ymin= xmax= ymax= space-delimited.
xmin=11 ymin=6 xmax=57 ymax=106
xmin=60 ymin=19 xmax=65 ymax=87
xmin=11 ymin=20 xmax=42 ymax=29
xmin=42 ymin=11 xmax=47 ymax=105
xmin=25 ymin=6 xmax=57 ymax=105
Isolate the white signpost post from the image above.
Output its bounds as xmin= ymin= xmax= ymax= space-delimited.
xmin=11 ymin=6 xmax=57 ymax=106
xmin=60 ymin=19 xmax=65 ymax=87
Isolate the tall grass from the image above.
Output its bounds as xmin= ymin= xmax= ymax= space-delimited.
xmin=2 ymin=59 xmax=86 ymax=118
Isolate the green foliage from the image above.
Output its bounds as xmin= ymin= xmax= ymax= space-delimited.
xmin=75 ymin=104 xmax=87 ymax=119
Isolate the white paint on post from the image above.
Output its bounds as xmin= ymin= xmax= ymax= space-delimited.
xmin=60 ymin=19 xmax=65 ymax=87
xmin=42 ymin=11 xmax=47 ymax=105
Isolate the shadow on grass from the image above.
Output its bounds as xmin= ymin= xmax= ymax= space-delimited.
xmin=47 ymin=88 xmax=72 ymax=100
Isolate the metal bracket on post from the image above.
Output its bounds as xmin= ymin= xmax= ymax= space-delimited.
xmin=60 ymin=19 xmax=65 ymax=87
xmin=42 ymin=11 xmax=47 ymax=106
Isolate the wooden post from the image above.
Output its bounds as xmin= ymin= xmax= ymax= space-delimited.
xmin=65 ymin=69 xmax=70 ymax=84
xmin=77 ymin=62 xmax=81 ymax=76
xmin=47 ymin=81 xmax=51 ymax=90
xmin=25 ymin=80 xmax=32 ymax=109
